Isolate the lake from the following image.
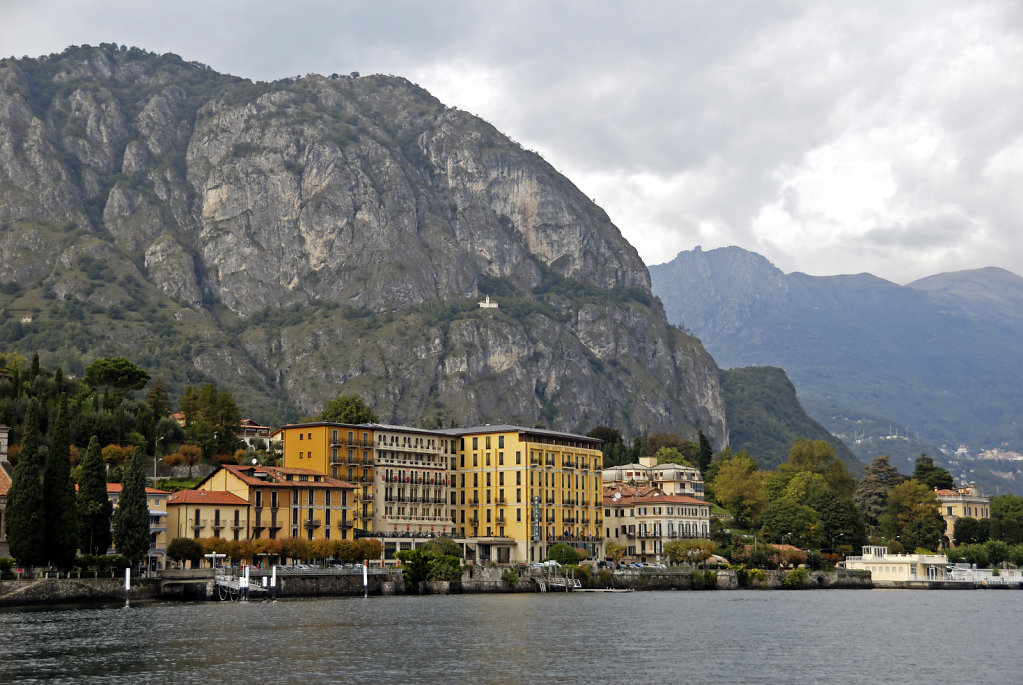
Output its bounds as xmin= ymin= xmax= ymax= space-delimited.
xmin=0 ymin=589 xmax=1018 ymax=683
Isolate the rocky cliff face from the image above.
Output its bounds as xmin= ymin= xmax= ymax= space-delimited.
xmin=0 ymin=45 xmax=726 ymax=445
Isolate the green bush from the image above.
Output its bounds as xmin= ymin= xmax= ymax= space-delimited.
xmin=691 ymin=570 xmax=718 ymax=590
xmin=783 ymin=567 xmax=809 ymax=589
xmin=732 ymin=563 xmax=750 ymax=588
xmin=501 ymin=568 xmax=519 ymax=588
xmin=571 ymin=564 xmax=592 ymax=585
xmin=426 ymin=555 xmax=462 ymax=582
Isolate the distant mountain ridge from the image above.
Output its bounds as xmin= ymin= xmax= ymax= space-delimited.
xmin=0 ymin=45 xmax=727 ymax=444
xmin=650 ymin=246 xmax=1023 ymax=490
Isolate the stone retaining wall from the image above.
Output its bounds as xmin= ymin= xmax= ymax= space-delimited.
xmin=0 ymin=577 xmax=159 ymax=606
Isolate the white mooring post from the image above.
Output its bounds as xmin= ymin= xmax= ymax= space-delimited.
xmin=124 ymin=567 xmax=131 ymax=607
xmin=363 ymin=561 xmax=368 ymax=598
xmin=241 ymin=565 xmax=250 ymax=601
xmin=271 ymin=564 xmax=277 ymax=601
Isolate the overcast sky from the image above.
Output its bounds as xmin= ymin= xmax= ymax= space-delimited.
xmin=3 ymin=0 xmax=1022 ymax=284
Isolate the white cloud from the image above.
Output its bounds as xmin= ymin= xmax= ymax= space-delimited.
xmin=3 ymin=0 xmax=1023 ymax=282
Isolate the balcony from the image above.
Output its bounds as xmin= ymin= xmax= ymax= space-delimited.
xmin=304 ymin=519 xmax=322 ymax=529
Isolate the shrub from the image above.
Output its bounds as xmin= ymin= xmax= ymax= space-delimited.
xmin=427 ymin=555 xmax=462 ymax=582
xmin=501 ymin=568 xmax=519 ymax=588
xmin=571 ymin=564 xmax=592 ymax=585
xmin=732 ymin=563 xmax=750 ymax=588
xmin=691 ymin=570 xmax=718 ymax=590
xmin=546 ymin=543 xmax=581 ymax=565
xmin=783 ymin=567 xmax=809 ymax=589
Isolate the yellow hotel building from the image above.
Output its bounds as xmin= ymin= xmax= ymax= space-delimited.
xmin=439 ymin=424 xmax=604 ymax=564
xmin=275 ymin=422 xmax=458 ymax=543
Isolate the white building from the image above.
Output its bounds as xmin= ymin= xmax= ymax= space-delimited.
xmin=841 ymin=545 xmax=948 ymax=582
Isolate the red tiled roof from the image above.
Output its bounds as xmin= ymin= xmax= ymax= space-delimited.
xmin=603 ymin=484 xmax=706 ymax=507
xmin=215 ymin=463 xmax=355 ymax=489
xmin=167 ymin=490 xmax=249 ymax=506
xmin=105 ymin=483 xmax=171 ymax=495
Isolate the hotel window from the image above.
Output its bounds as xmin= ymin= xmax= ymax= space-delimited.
xmin=516 ymin=451 xmax=521 ymax=465
xmin=486 ymin=436 xmax=491 ymax=449
xmin=498 ymin=452 xmax=504 ymax=465
xmin=299 ymin=434 xmax=303 ymax=440
xmin=499 ymin=436 xmax=505 ymax=449
xmin=473 ymin=437 xmax=478 ymax=450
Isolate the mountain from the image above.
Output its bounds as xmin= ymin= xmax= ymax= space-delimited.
xmin=650 ymin=246 xmax=1023 ymax=489
xmin=0 ymin=44 xmax=726 ymax=444
xmin=718 ymin=366 xmax=859 ymax=472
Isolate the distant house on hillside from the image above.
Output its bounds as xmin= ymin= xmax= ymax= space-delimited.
xmin=477 ymin=295 xmax=498 ymax=309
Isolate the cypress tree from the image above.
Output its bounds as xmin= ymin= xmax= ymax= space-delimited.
xmin=697 ymin=430 xmax=713 ymax=475
xmin=42 ymin=395 xmax=79 ymax=569
xmin=77 ymin=435 xmax=112 ymax=555
xmin=6 ymin=400 xmax=47 ymax=568
xmin=112 ymin=449 xmax=151 ymax=568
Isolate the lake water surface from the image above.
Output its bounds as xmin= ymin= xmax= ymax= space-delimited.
xmin=0 ymin=589 xmax=1018 ymax=683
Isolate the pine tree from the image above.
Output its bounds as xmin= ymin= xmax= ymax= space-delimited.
xmin=854 ymin=456 xmax=905 ymax=527
xmin=697 ymin=430 xmax=713 ymax=475
xmin=77 ymin=435 xmax=113 ymax=555
xmin=42 ymin=395 xmax=79 ymax=569
xmin=112 ymin=449 xmax=151 ymax=568
xmin=6 ymin=400 xmax=47 ymax=568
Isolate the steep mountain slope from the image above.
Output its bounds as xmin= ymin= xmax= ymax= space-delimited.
xmin=718 ymin=366 xmax=860 ymax=472
xmin=0 ymin=45 xmax=726 ymax=443
xmin=650 ymin=246 xmax=1023 ymax=462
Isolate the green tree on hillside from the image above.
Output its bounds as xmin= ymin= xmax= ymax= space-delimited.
xmin=787 ymin=439 xmax=856 ymax=498
xmin=710 ymin=452 xmax=768 ymax=529
xmin=145 ymin=377 xmax=171 ymax=418
xmin=760 ymin=498 xmax=821 ymax=548
xmin=879 ymin=479 xmax=944 ymax=551
xmin=989 ymin=494 xmax=1023 ymax=544
xmin=84 ymin=357 xmax=150 ymax=404
xmin=655 ymin=446 xmax=694 ymax=467
xmin=112 ymin=450 xmax=151 ymax=567
xmin=77 ymin=435 xmax=113 ymax=555
xmin=6 ymin=400 xmax=46 ymax=568
xmin=319 ymin=393 xmax=378 ymax=424
xmin=697 ymin=430 xmax=713 ymax=475
xmin=42 ymin=395 xmax=78 ymax=569
xmin=180 ymin=383 xmax=241 ymax=456
xmin=854 ymin=456 xmax=905 ymax=527
xmin=912 ymin=454 xmax=954 ymax=491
